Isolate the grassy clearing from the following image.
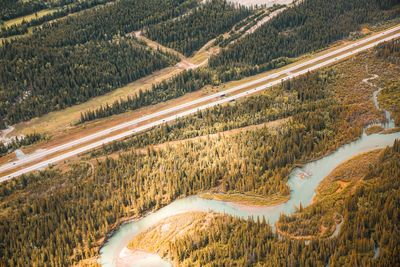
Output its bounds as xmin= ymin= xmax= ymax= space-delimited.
xmin=2 ymin=8 xmax=57 ymax=28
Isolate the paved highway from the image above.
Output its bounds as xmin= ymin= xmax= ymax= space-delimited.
xmin=1 ymin=25 xmax=400 ymax=182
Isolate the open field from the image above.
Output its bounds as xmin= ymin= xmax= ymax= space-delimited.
xmin=2 ymin=8 xmax=57 ymax=28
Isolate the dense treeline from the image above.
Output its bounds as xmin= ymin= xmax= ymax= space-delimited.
xmin=28 ymin=0 xmax=198 ymax=47
xmin=0 ymin=118 xmax=6 ymax=130
xmin=79 ymin=69 xmax=213 ymax=123
xmin=0 ymin=38 xmax=176 ymax=124
xmin=0 ymin=0 xmax=96 ymax=22
xmin=161 ymin=140 xmax=400 ymax=266
xmin=0 ymin=0 xmax=47 ymax=21
xmin=0 ymin=0 xmax=114 ymax=38
xmin=0 ymin=133 xmax=46 ymax=157
xmin=0 ymin=0 xmax=198 ymax=126
xmin=376 ymin=39 xmax=400 ymax=125
xmin=215 ymin=4 xmax=286 ymax=48
xmin=144 ymin=0 xmax=252 ymax=56
xmin=210 ymin=0 xmax=400 ymax=81
xmin=376 ymin=39 xmax=400 ymax=65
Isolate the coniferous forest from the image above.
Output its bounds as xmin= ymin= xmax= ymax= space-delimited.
xmin=0 ymin=0 xmax=399 ymax=266
xmin=70 ymin=0 xmax=400 ymax=124
xmin=0 ymin=38 xmax=176 ymax=124
xmin=1 ymin=0 xmax=47 ymax=21
xmin=209 ymin=0 xmax=400 ymax=81
xmin=1 ymin=41 xmax=399 ymax=265
xmin=78 ymin=69 xmax=214 ymax=124
xmin=163 ymin=141 xmax=400 ymax=266
xmin=0 ymin=0 xmax=114 ymax=38
xmin=144 ymin=0 xmax=252 ymax=56
xmin=0 ymin=0 xmax=202 ymax=126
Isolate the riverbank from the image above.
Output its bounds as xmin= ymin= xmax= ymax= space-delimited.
xmin=200 ymin=191 xmax=289 ymax=206
xmin=127 ymin=212 xmax=221 ymax=266
xmin=276 ymin=149 xmax=382 ymax=239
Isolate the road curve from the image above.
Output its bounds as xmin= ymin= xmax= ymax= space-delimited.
xmin=1 ymin=25 xmax=400 ymax=182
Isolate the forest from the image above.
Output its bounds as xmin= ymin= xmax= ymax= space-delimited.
xmin=0 ymin=0 xmax=114 ymax=38
xmin=0 ymin=0 xmax=47 ymax=22
xmin=144 ymin=0 xmax=252 ymax=56
xmin=0 ymin=38 xmax=177 ymax=125
xmin=209 ymin=0 xmax=400 ymax=81
xmin=0 ymin=2 xmax=399 ymax=267
xmin=0 ymin=50 xmax=389 ymax=265
xmin=0 ymin=0 xmax=251 ymax=127
xmin=26 ymin=0 xmax=198 ymax=47
xmin=162 ymin=140 xmax=400 ymax=266
xmin=1 ymin=0 xmax=398 ymax=128
xmin=0 ymin=0 xmax=202 ymax=127
xmin=376 ymin=40 xmax=400 ymax=125
xmin=72 ymin=0 xmax=400 ymax=125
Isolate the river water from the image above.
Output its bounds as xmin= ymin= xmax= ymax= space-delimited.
xmin=99 ymin=78 xmax=399 ymax=267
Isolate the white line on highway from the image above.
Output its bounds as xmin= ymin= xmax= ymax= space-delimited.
xmin=1 ymin=26 xmax=400 ymax=182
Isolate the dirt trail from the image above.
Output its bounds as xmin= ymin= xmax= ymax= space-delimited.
xmin=132 ymin=31 xmax=210 ymax=70
xmin=228 ymin=0 xmax=295 ymax=7
xmin=0 ymin=126 xmax=15 ymax=144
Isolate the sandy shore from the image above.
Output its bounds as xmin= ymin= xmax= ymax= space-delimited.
xmin=117 ymin=247 xmax=171 ymax=267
